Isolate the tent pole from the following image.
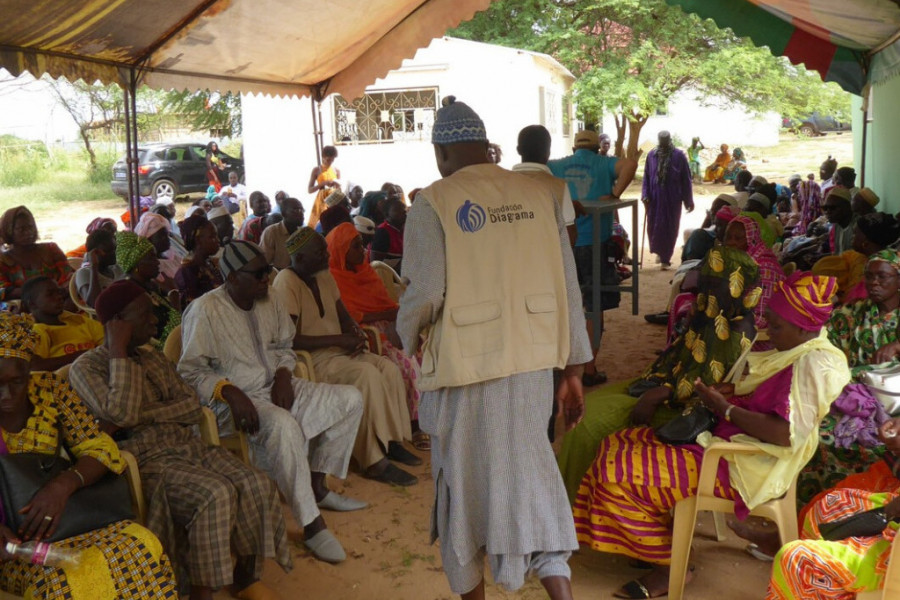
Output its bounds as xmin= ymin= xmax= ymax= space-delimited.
xmin=861 ymin=105 xmax=868 ymax=188
xmin=128 ymin=68 xmax=140 ymax=228
xmin=123 ymin=74 xmax=136 ymax=228
xmin=310 ymin=95 xmax=322 ymax=167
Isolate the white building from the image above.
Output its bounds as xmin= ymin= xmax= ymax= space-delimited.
xmin=602 ymin=88 xmax=781 ymax=151
xmin=242 ymin=36 xmax=576 ymax=210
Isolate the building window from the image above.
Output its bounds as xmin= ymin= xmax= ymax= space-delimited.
xmin=333 ymin=88 xmax=439 ymax=144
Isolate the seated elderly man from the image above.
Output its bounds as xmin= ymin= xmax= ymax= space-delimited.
xmin=70 ymin=280 xmax=291 ymax=600
xmin=178 ymin=240 xmax=365 ymax=564
xmin=272 ymin=228 xmax=418 ymax=487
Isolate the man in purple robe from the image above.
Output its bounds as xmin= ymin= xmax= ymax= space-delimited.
xmin=642 ymin=131 xmax=694 ymax=269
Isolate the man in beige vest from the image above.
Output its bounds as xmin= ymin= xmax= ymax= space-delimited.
xmin=512 ymin=124 xmax=577 ymax=246
xmin=398 ymin=96 xmax=592 ymax=600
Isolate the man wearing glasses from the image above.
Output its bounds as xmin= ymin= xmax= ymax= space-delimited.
xmin=178 ymin=240 xmax=366 ymax=565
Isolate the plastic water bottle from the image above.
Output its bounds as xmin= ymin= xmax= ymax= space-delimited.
xmin=4 ymin=541 xmax=81 ymax=568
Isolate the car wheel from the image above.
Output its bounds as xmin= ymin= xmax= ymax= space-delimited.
xmin=799 ymin=124 xmax=817 ymax=137
xmin=152 ymin=179 xmax=177 ymax=199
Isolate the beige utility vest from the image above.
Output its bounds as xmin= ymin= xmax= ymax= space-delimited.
xmin=418 ymin=163 xmax=570 ymax=391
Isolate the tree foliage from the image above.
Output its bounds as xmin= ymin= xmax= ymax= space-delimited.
xmin=451 ymin=0 xmax=852 ymax=158
xmin=162 ymin=90 xmax=242 ymax=137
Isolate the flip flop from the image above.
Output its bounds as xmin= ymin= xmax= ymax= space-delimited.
xmin=745 ymin=543 xmax=775 ymax=562
xmin=412 ymin=431 xmax=431 ymax=451
xmin=613 ymin=580 xmax=654 ymax=599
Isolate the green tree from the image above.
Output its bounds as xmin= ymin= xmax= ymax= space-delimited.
xmin=452 ymin=0 xmax=851 ymax=158
xmin=162 ymin=90 xmax=242 ymax=137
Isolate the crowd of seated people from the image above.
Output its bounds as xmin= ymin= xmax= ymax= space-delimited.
xmin=0 ymin=174 xmax=430 ymax=598
xmin=4 ymin=141 xmax=900 ymax=600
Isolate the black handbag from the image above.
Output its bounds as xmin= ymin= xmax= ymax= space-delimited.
xmin=0 ymin=422 xmax=134 ymax=542
xmin=655 ymin=404 xmax=717 ymax=445
xmin=627 ymin=376 xmax=666 ymax=398
xmin=819 ymin=508 xmax=891 ymax=541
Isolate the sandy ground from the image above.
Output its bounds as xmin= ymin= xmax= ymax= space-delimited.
xmin=22 ymin=133 xmax=855 ymax=599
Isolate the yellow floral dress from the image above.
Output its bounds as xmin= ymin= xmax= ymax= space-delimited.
xmin=0 ymin=372 xmax=178 ymax=599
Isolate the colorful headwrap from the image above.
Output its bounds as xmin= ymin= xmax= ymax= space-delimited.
xmin=134 ymin=212 xmax=170 ymax=238
xmin=116 ymin=231 xmax=155 ymax=274
xmin=767 ymin=271 xmax=837 ymax=331
xmin=287 ymin=226 xmax=319 ymax=256
xmin=857 ymin=212 xmax=900 ymax=248
xmin=716 ymin=205 xmax=742 ymax=222
xmin=219 ymin=240 xmax=265 ymax=279
xmin=0 ymin=312 xmax=38 ymax=360
xmin=431 ymin=96 xmax=488 ymax=145
xmin=857 ymin=187 xmax=880 ymax=207
xmin=86 ymin=217 xmax=116 ymax=234
xmin=179 ymin=213 xmax=210 ymax=252
xmin=94 ymin=280 xmax=147 ymax=324
xmin=326 ymin=223 xmax=398 ymax=321
xmin=867 ymin=248 xmax=900 ymax=273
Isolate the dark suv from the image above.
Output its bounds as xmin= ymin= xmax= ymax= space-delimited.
xmin=110 ymin=142 xmax=244 ymax=200
xmin=782 ymin=113 xmax=851 ymax=136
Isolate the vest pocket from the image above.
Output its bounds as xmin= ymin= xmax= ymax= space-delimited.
xmin=525 ymin=293 xmax=558 ymax=345
xmin=450 ymin=301 xmax=502 ymax=357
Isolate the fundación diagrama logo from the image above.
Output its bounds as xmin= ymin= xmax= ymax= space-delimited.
xmin=456 ymin=199 xmax=486 ymax=233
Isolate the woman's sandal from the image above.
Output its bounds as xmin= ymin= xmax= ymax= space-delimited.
xmin=412 ymin=431 xmax=431 ymax=451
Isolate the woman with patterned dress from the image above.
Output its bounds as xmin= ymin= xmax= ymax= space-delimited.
xmin=797 ymin=174 xmax=823 ymax=235
xmin=174 ymin=212 xmax=223 ymax=305
xmin=797 ymin=249 xmax=900 ymax=506
xmin=0 ymin=206 xmax=72 ymax=306
xmin=557 ymin=246 xmax=761 ymax=501
xmin=115 ymin=232 xmax=181 ymax=346
xmin=573 ymin=274 xmax=849 ymax=598
xmin=307 ymin=145 xmax=341 ymax=230
xmin=768 ymin=417 xmax=900 ymax=599
xmin=725 ymin=215 xmax=785 ymax=330
xmin=325 ymin=223 xmax=421 ymax=427
xmin=0 ymin=312 xmax=178 ymax=599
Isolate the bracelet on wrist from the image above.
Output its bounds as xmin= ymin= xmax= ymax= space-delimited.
xmin=213 ymin=379 xmax=232 ymax=403
xmin=724 ymin=404 xmax=736 ymax=422
xmin=69 ymin=467 xmax=85 ymax=487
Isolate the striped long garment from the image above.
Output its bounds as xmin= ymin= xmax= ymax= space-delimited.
xmin=768 ymin=486 xmax=897 ymax=599
xmin=572 ymin=426 xmax=738 ymax=564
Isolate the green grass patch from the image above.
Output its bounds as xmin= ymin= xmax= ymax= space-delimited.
xmin=0 ymin=174 xmax=116 ymax=212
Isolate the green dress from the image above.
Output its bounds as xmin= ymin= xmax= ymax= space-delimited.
xmin=557 ymin=246 xmax=760 ymax=501
xmin=796 ymin=298 xmax=900 ymax=506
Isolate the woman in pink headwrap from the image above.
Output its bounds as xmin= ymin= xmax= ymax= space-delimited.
xmin=66 ymin=217 xmax=117 ymax=259
xmin=724 ymin=215 xmax=785 ymax=330
xmin=134 ymin=212 xmax=182 ymax=289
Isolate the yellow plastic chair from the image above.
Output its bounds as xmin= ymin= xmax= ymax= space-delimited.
xmin=120 ymin=450 xmax=147 ymax=524
xmin=370 ymin=260 xmax=405 ymax=302
xmin=668 ymin=441 xmax=801 ymax=600
xmin=294 ymin=349 xmax=316 ymax=383
xmin=68 ymin=275 xmax=97 ymax=319
xmin=161 ymin=324 xmax=182 ymax=364
xmin=200 ymin=405 xmax=251 ymax=465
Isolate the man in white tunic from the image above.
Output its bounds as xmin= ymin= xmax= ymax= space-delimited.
xmin=397 ymin=97 xmax=592 ymax=599
xmin=178 ymin=240 xmax=365 ymax=564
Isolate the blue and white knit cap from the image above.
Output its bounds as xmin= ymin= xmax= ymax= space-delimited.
xmin=431 ymin=96 xmax=488 ymax=145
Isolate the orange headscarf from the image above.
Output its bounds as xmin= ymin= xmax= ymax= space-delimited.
xmin=326 ymin=223 xmax=398 ymax=321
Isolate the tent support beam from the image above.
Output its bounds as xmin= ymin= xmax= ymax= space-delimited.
xmin=123 ymin=68 xmax=141 ymax=227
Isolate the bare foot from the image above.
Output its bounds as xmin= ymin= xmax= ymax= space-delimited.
xmin=727 ymin=515 xmax=781 ymax=557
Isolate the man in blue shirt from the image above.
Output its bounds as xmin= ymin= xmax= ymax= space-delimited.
xmin=548 ymin=131 xmax=636 ymax=385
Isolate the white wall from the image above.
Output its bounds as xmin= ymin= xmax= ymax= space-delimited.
xmin=242 ymin=37 xmax=574 ymax=213
xmin=602 ymin=89 xmax=781 ymax=151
